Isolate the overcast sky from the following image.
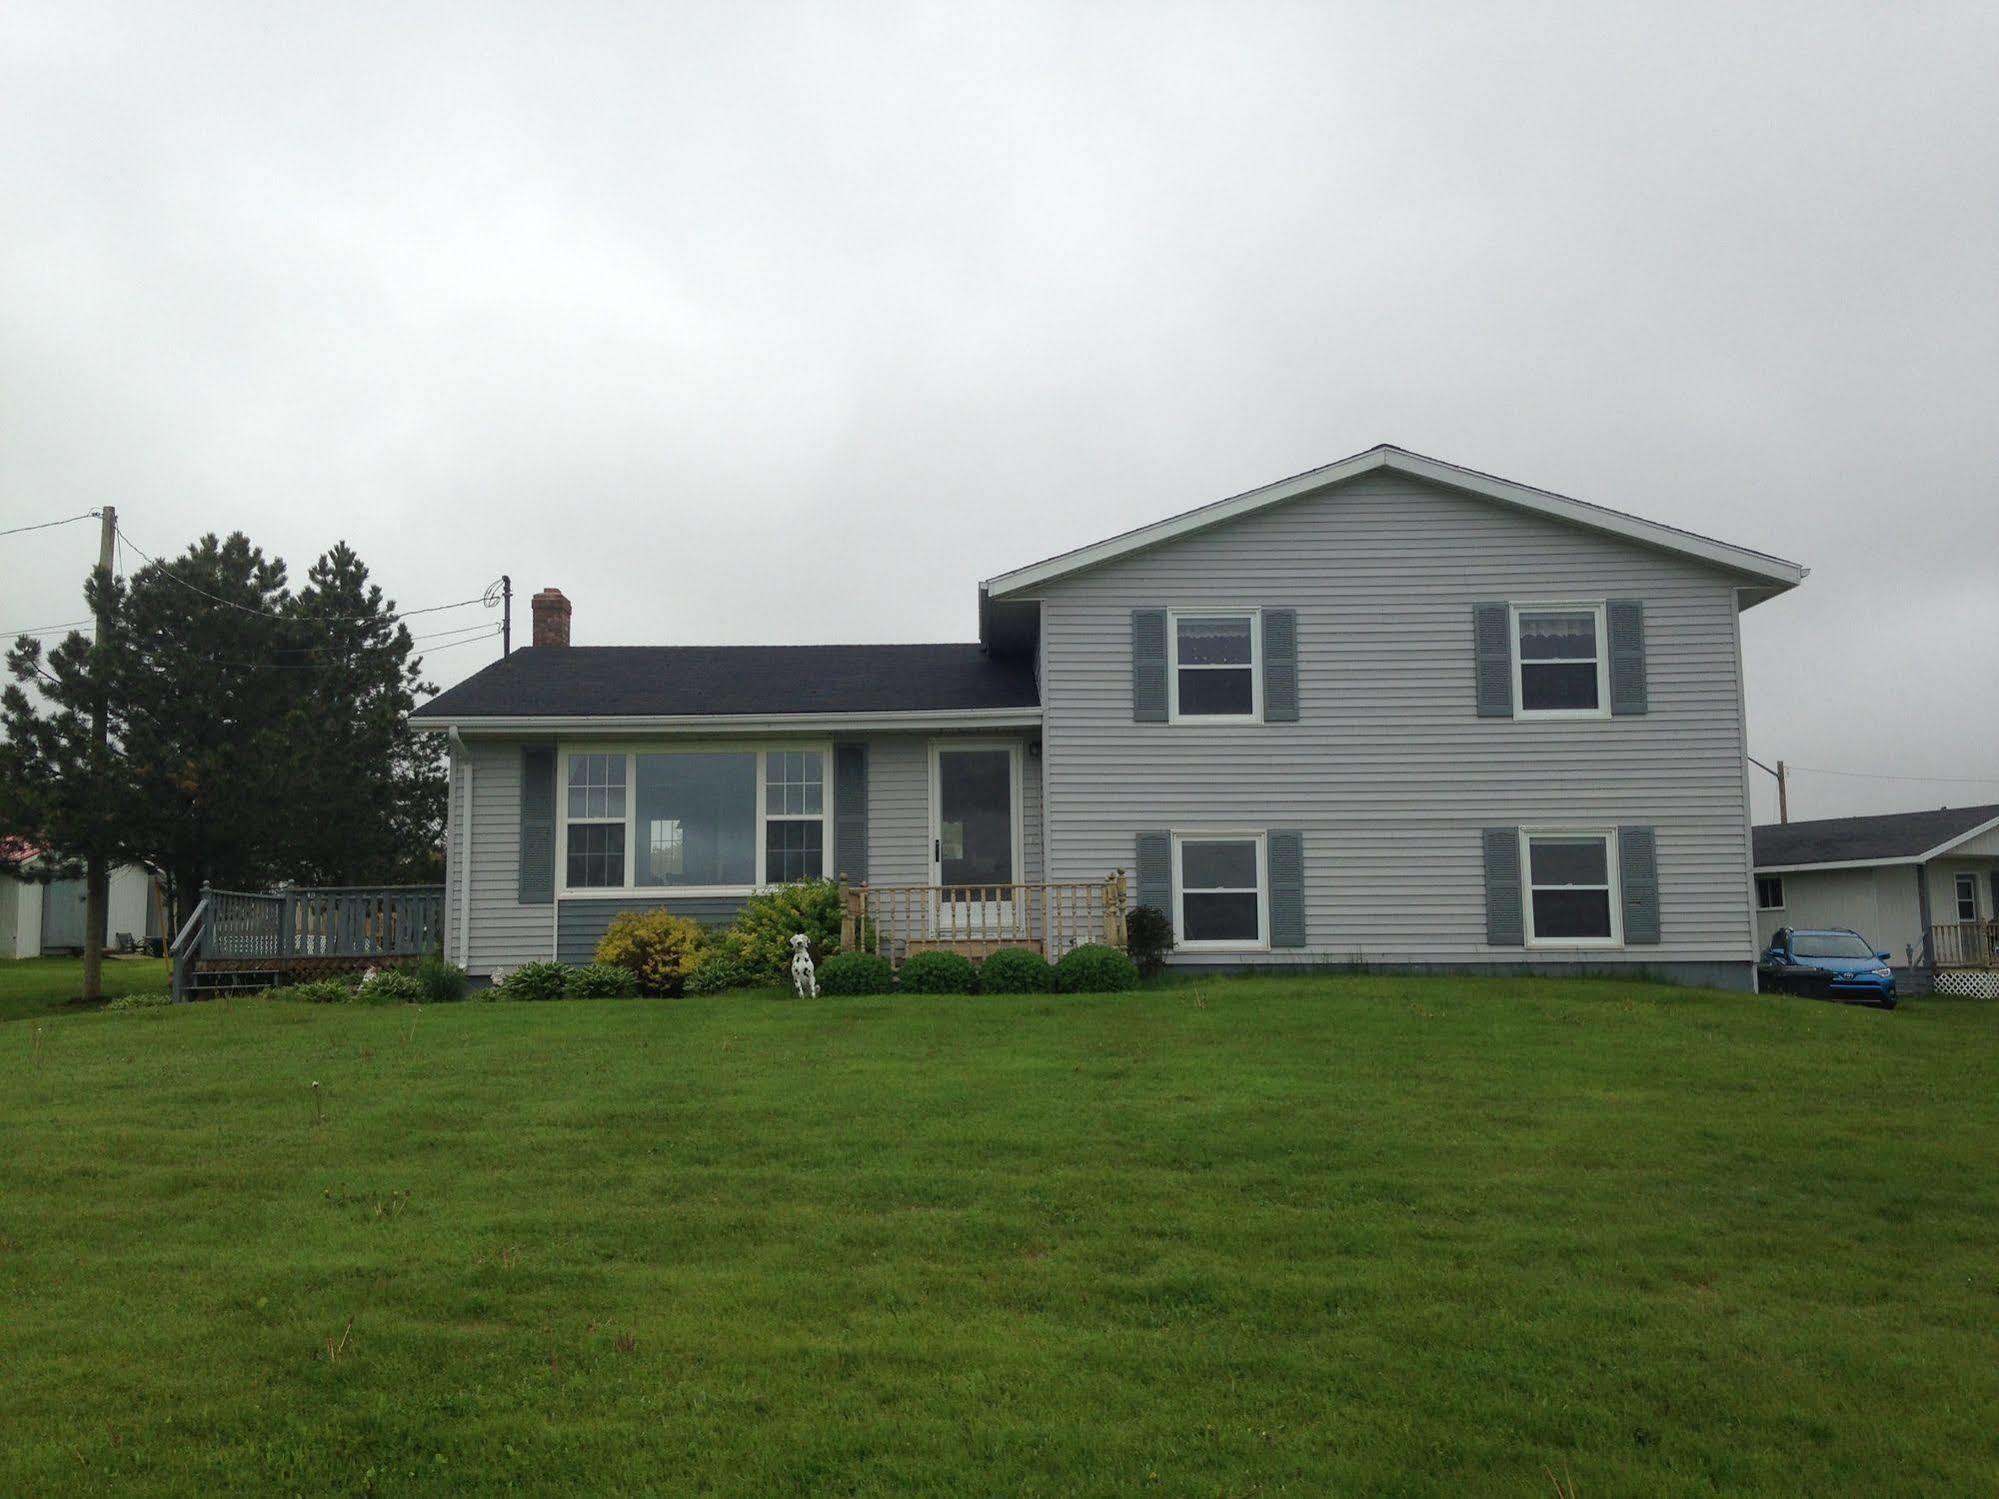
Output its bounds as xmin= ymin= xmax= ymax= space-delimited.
xmin=4 ymin=2 xmax=1995 ymax=824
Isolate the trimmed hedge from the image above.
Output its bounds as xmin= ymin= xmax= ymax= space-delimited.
xmin=1055 ymin=943 xmax=1140 ymax=993
xmin=978 ymin=947 xmax=1055 ymax=994
xmin=899 ymin=950 xmax=978 ymax=995
xmin=817 ymin=952 xmax=894 ymax=995
xmin=566 ymin=962 xmax=638 ymax=999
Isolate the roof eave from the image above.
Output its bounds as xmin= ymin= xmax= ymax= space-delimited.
xmin=413 ymin=705 xmax=1045 ymax=735
xmin=982 ymin=445 xmax=1808 ymax=599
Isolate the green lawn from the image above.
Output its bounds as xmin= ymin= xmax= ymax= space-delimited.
xmin=0 ymin=954 xmax=172 ymax=1021
xmin=3 ymin=978 xmax=1995 ymax=1496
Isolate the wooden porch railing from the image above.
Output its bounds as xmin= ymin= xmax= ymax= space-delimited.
xmin=1930 ymin=920 xmax=1999 ymax=970
xmin=173 ymin=884 xmax=447 ymax=998
xmin=839 ymin=873 xmax=1128 ymax=966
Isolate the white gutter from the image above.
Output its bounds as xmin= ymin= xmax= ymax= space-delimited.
xmin=414 ymin=706 xmax=1043 ymax=735
xmin=447 ymin=728 xmax=473 ymax=968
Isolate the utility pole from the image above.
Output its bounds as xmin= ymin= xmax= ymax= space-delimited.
xmin=82 ymin=506 xmax=115 ymax=1003
xmin=1775 ymin=759 xmax=1788 ymax=825
xmin=501 ymin=575 xmax=512 ymax=656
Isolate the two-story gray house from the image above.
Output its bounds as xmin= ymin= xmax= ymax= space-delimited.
xmin=413 ymin=445 xmax=1805 ymax=990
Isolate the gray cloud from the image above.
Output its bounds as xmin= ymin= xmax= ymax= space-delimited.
xmin=4 ymin=1 xmax=1994 ymax=822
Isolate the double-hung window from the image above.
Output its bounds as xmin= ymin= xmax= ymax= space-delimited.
xmin=1755 ymin=875 xmax=1784 ymax=911
xmin=1513 ymin=604 xmax=1607 ymax=718
xmin=1169 ymin=612 xmax=1259 ymax=720
xmin=764 ymin=750 xmax=826 ymax=883
xmin=1521 ymin=829 xmax=1622 ymax=946
xmin=564 ymin=753 xmax=627 ymax=888
xmin=1174 ymin=833 xmax=1268 ymax=948
xmin=1956 ymin=872 xmax=1979 ymax=922
xmin=561 ymin=746 xmax=829 ymax=892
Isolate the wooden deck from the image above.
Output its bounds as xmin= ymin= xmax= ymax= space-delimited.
xmin=172 ymin=884 xmax=446 ymax=998
xmin=1931 ymin=920 xmax=1999 ymax=970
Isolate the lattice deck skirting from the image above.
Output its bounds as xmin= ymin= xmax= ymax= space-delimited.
xmin=1932 ymin=969 xmax=1999 ymax=998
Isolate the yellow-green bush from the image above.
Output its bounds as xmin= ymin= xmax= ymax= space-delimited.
xmin=595 ymin=909 xmax=709 ymax=997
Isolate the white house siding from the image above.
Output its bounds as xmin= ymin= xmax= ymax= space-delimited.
xmin=0 ymin=876 xmax=19 ymax=959
xmin=451 ymin=730 xmax=1040 ymax=975
xmin=1030 ymin=468 xmax=1761 ymax=984
xmin=1756 ymin=867 xmax=1922 ymax=959
xmin=1927 ymin=857 xmax=1999 ymax=927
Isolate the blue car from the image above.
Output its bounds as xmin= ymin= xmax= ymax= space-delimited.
xmin=1759 ymin=927 xmax=1898 ymax=1008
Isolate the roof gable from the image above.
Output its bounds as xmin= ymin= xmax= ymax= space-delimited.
xmin=982 ymin=444 xmax=1807 ymax=602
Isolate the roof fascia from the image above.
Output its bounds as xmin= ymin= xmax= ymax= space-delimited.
xmin=413 ymin=706 xmax=1044 ymax=735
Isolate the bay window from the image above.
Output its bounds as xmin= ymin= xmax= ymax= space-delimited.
xmin=560 ymin=746 xmax=829 ymax=892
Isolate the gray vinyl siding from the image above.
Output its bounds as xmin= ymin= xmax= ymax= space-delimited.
xmin=1031 ymin=468 xmax=1759 ymax=972
xmin=453 ymin=738 xmax=559 ymax=975
xmin=450 ymin=730 xmax=1040 ymax=973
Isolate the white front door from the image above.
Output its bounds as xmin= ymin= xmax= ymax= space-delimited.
xmin=929 ymin=743 xmax=1022 ymax=938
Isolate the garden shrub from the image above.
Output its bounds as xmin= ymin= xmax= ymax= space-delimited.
xmin=686 ymin=949 xmax=766 ymax=996
xmin=1125 ymin=904 xmax=1175 ymax=979
xmin=565 ymin=962 xmax=637 ymax=999
xmin=413 ymin=955 xmax=470 ymax=1003
xmin=1055 ymin=943 xmax=1140 ymax=993
xmin=898 ymin=950 xmax=978 ymax=995
xmin=978 ymin=947 xmax=1055 ymax=994
xmin=294 ymin=979 xmax=357 ymax=1004
xmin=106 ymin=991 xmax=174 ymax=1010
xmin=596 ymin=909 xmax=708 ymax=997
xmin=358 ymin=968 xmax=425 ymax=1004
xmin=816 ymin=951 xmax=893 ymax=996
xmin=716 ymin=880 xmax=846 ymax=980
xmin=499 ymin=960 xmax=571 ymax=1002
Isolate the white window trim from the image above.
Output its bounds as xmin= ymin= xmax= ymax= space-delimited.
xmin=1166 ymin=609 xmax=1262 ymax=724
xmin=1510 ymin=602 xmax=1611 ymax=721
xmin=1520 ymin=826 xmax=1624 ymax=949
xmin=1954 ymin=872 xmax=1978 ymax=922
xmin=1171 ymin=830 xmax=1271 ymax=951
xmin=1755 ymin=875 xmax=1785 ymax=912
xmin=555 ymin=740 xmax=834 ymax=898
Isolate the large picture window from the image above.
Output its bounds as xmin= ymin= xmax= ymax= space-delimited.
xmin=560 ymin=745 xmax=829 ymax=892
xmin=1522 ymin=830 xmax=1622 ymax=946
xmin=1173 ymin=833 xmax=1268 ymax=948
xmin=1169 ymin=613 xmax=1259 ymax=720
xmin=1513 ymin=605 xmax=1607 ymax=717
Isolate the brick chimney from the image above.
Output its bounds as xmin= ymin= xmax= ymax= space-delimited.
xmin=530 ymin=587 xmax=572 ymax=648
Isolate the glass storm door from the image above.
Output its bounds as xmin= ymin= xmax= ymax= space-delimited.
xmin=930 ymin=745 xmax=1019 ymax=936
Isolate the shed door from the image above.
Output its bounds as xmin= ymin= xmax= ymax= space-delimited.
xmin=40 ymin=877 xmax=87 ymax=952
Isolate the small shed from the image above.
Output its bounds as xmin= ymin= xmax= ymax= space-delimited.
xmin=0 ymin=841 xmax=164 ymax=960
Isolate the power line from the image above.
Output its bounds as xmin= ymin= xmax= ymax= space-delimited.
xmin=2 ymin=617 xmax=94 ymax=638
xmin=0 ymin=510 xmax=99 ymax=540
xmin=117 ymin=527 xmax=498 ymax=628
xmin=1786 ymin=763 xmax=1999 ymax=788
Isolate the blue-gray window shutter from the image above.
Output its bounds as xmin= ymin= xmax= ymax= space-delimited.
xmin=1268 ymin=830 xmax=1305 ymax=948
xmin=1132 ymin=609 xmax=1168 ymax=722
xmin=1262 ymin=609 xmax=1298 ymax=722
xmin=1608 ymin=599 xmax=1648 ymax=716
xmin=1135 ymin=832 xmax=1171 ymax=916
xmin=833 ymin=742 xmax=868 ymax=883
xmin=1619 ymin=824 xmax=1660 ymax=945
xmin=519 ymin=747 xmax=556 ymax=904
xmin=1473 ymin=603 xmax=1513 ymax=718
xmin=1482 ymin=827 xmax=1523 ymax=946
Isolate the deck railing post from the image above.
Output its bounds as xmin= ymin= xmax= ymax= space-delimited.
xmin=197 ymin=883 xmax=213 ymax=959
xmin=838 ymin=875 xmax=855 ymax=952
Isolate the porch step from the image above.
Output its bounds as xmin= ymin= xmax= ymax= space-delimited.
xmin=903 ymin=938 xmax=1045 ymax=960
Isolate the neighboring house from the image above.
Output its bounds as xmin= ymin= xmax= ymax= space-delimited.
xmin=412 ymin=444 xmax=1806 ymax=990
xmin=0 ymin=841 xmax=164 ymax=960
xmin=1753 ymin=804 xmax=1999 ymax=995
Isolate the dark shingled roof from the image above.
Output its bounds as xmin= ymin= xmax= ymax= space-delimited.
xmin=1754 ymin=803 xmax=1999 ymax=868
xmin=412 ymin=644 xmax=1038 ymax=720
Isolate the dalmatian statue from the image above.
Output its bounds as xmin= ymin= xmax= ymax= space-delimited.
xmin=790 ymin=933 xmax=818 ymax=998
